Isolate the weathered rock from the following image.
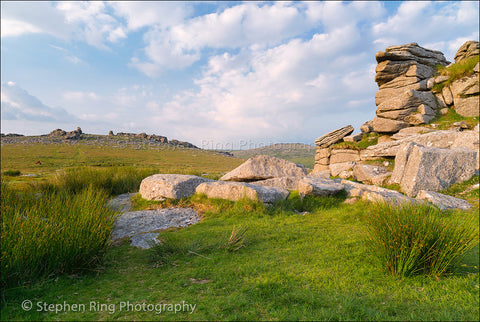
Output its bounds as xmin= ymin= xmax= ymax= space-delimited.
xmin=377 ymin=135 xmax=394 ymax=144
xmin=391 ymin=143 xmax=477 ymax=197
xmin=298 ymin=177 xmax=344 ymax=197
xmin=140 ymin=174 xmax=213 ymax=200
xmin=416 ymin=190 xmax=472 ymax=210
xmin=375 ymin=83 xmax=428 ymax=106
xmin=434 ymin=75 xmax=450 ymax=84
xmin=376 ymin=90 xmax=437 ymax=123
xmin=338 ymin=170 xmax=354 ymax=179
xmin=442 ymin=85 xmax=454 ymax=105
xmin=474 ymin=62 xmax=480 ymax=73
xmin=454 ymin=41 xmax=480 ymax=63
xmin=329 ymin=162 xmax=356 ymax=177
xmin=353 ymin=164 xmax=391 ymax=185
xmin=106 ymin=193 xmax=136 ymax=213
xmin=112 ymin=208 xmax=199 ymax=248
xmin=49 ymin=129 xmax=66 ymax=137
xmin=308 ymin=169 xmax=331 ymax=179
xmin=435 ymin=93 xmax=447 ymax=109
xmin=375 ymin=60 xmax=433 ymax=86
xmin=329 ymin=149 xmax=360 ymax=164
xmin=220 ymin=155 xmax=306 ymax=182
xmin=312 ymin=164 xmax=330 ymax=173
xmin=253 ymin=176 xmax=302 ymax=191
xmin=390 ymin=126 xmax=435 ymax=140
xmin=343 ymin=133 xmax=363 ymax=142
xmin=451 ymin=74 xmax=480 ymax=117
xmin=371 ymin=117 xmax=409 ymax=133
xmin=376 ymin=43 xmax=449 ymax=67
xmin=314 ymin=125 xmax=354 ymax=148
xmin=195 ymin=181 xmax=289 ymax=203
xmin=439 ymin=108 xmax=449 ymax=115
xmin=360 ymin=121 xmax=373 ymax=133
xmin=361 ymin=129 xmax=479 ymax=159
xmin=341 ymin=179 xmax=416 ymax=205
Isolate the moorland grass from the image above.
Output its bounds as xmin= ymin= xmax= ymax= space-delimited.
xmin=366 ymin=202 xmax=479 ymax=278
xmin=1 ymin=144 xmax=478 ymax=321
xmin=1 ymin=183 xmax=116 ymax=288
xmin=1 ymin=193 xmax=478 ymax=321
xmin=433 ymin=55 xmax=480 ymax=92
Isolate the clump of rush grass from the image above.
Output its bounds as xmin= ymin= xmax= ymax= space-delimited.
xmin=2 ymin=170 xmax=21 ymax=177
xmin=224 ymin=225 xmax=248 ymax=252
xmin=0 ymin=183 xmax=116 ymax=288
xmin=365 ymin=202 xmax=479 ymax=278
xmin=35 ymin=166 xmax=159 ymax=197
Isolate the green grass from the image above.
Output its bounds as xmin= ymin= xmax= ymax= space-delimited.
xmin=1 ymin=142 xmax=478 ymax=321
xmin=433 ymin=55 xmax=480 ymax=92
xmin=1 ymin=194 xmax=478 ymax=321
xmin=2 ymin=170 xmax=21 ymax=177
xmin=331 ymin=132 xmax=379 ymax=151
xmin=428 ymin=108 xmax=479 ymax=130
xmin=1 ymin=183 xmax=116 ymax=288
xmin=366 ymin=202 xmax=479 ymax=278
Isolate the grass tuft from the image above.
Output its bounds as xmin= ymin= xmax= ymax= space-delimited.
xmin=224 ymin=225 xmax=248 ymax=252
xmin=365 ymin=202 xmax=479 ymax=278
xmin=2 ymin=170 xmax=21 ymax=177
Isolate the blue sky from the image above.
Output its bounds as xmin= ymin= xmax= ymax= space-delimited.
xmin=1 ymin=1 xmax=479 ymax=149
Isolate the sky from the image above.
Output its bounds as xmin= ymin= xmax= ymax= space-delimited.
xmin=1 ymin=1 xmax=479 ymax=150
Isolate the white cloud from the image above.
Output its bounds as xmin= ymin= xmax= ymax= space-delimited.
xmin=63 ymin=91 xmax=100 ymax=101
xmin=1 ymin=82 xmax=78 ymax=123
xmin=372 ymin=1 xmax=479 ymax=60
xmin=1 ymin=18 xmax=42 ymax=37
xmin=111 ymin=2 xmax=192 ymax=31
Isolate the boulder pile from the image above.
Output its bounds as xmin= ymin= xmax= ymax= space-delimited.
xmin=367 ymin=43 xmax=449 ymax=133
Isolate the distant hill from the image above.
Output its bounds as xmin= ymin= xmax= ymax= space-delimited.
xmin=231 ymin=143 xmax=316 ymax=169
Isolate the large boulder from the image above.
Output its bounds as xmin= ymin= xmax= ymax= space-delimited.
xmin=353 ymin=164 xmax=391 ymax=186
xmin=361 ymin=129 xmax=479 ymax=160
xmin=375 ymin=43 xmax=449 ymax=67
xmin=112 ymin=208 xmax=199 ymax=248
xmin=390 ymin=142 xmax=477 ymax=197
xmin=220 ymin=155 xmax=306 ymax=182
xmin=314 ymin=125 xmax=354 ymax=148
xmin=329 ymin=149 xmax=360 ymax=164
xmin=140 ymin=174 xmax=213 ymax=200
xmin=371 ymin=117 xmax=409 ymax=133
xmin=253 ymin=176 xmax=302 ymax=191
xmin=196 ymin=181 xmax=289 ymax=203
xmin=297 ymin=177 xmax=344 ymax=197
xmin=454 ymin=41 xmax=480 ymax=62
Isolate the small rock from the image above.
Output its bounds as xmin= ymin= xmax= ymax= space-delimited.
xmin=416 ymin=190 xmax=472 ymax=210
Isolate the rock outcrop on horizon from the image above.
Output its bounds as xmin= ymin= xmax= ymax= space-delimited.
xmin=372 ymin=43 xmax=449 ymax=133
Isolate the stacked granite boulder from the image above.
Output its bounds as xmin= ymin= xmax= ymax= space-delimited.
xmin=312 ymin=125 xmax=357 ymax=177
xmin=430 ymin=41 xmax=479 ymax=117
xmin=367 ymin=43 xmax=449 ymax=133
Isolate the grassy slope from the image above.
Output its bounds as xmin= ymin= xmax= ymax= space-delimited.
xmin=231 ymin=143 xmax=316 ymax=169
xmin=1 ymin=142 xmax=479 ymax=321
xmin=1 ymin=143 xmax=244 ymax=183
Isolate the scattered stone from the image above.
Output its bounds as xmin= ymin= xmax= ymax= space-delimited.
xmin=195 ymin=181 xmax=289 ymax=203
xmin=314 ymin=125 xmax=354 ymax=148
xmin=112 ymin=208 xmax=199 ymax=248
xmin=442 ymin=85 xmax=454 ymax=105
xmin=416 ymin=190 xmax=472 ymax=210
xmin=390 ymin=126 xmax=435 ymax=140
xmin=308 ymin=169 xmax=331 ymax=178
xmin=140 ymin=174 xmax=213 ymax=200
xmin=440 ymin=108 xmax=449 ymax=115
xmin=297 ymin=177 xmax=344 ymax=197
xmin=220 ymin=155 xmax=306 ymax=182
xmin=434 ymin=75 xmax=450 ymax=84
xmin=377 ymin=135 xmax=393 ymax=144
